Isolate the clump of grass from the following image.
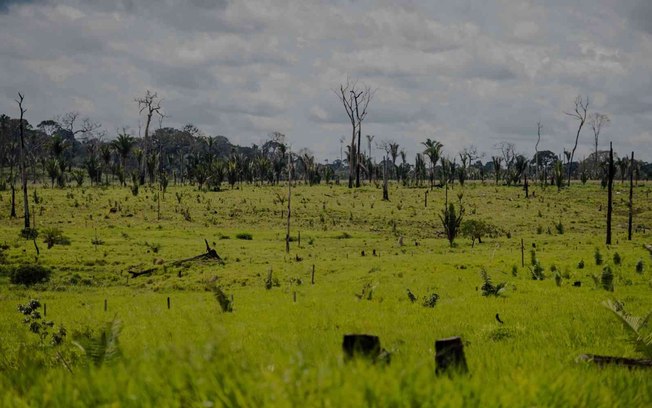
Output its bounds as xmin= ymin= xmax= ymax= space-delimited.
xmin=236 ymin=232 xmax=253 ymax=240
xmin=555 ymin=221 xmax=564 ymax=234
xmin=511 ymin=265 xmax=518 ymax=277
xmin=578 ymin=259 xmax=585 ymax=269
xmin=613 ymin=252 xmax=622 ymax=265
xmin=355 ymin=281 xmax=376 ymax=300
xmin=336 ymin=232 xmax=352 ymax=239
xmin=636 ymin=259 xmax=644 ymax=274
xmin=72 ymin=319 xmax=122 ymax=367
xmin=422 ymin=293 xmax=440 ymax=308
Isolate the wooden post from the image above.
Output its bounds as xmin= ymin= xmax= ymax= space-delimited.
xmin=43 ymin=303 xmax=46 ymax=317
xmin=628 ymin=151 xmax=634 ymax=241
xmin=521 ymin=239 xmax=524 ymax=267
xmin=311 ymin=264 xmax=315 ymax=285
xmin=435 ymin=336 xmax=468 ymax=375
xmin=293 ymin=291 xmax=297 ymax=303
xmin=424 ymin=190 xmax=428 ymax=208
xmin=298 ymin=231 xmax=301 ymax=248
xmin=157 ymin=192 xmax=161 ymax=220
xmin=606 ymin=142 xmax=614 ymax=245
xmin=524 ymin=173 xmax=529 ymax=198
xmin=104 ymin=299 xmax=107 ymax=312
xmin=167 ymin=297 xmax=170 ymax=309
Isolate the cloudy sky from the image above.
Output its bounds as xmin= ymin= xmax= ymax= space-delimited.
xmin=1 ymin=0 xmax=651 ymax=162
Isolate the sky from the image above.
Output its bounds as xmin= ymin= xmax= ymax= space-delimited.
xmin=1 ymin=0 xmax=651 ymax=162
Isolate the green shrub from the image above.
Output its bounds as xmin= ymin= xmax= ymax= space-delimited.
xmin=42 ymin=228 xmax=71 ymax=249
xmin=601 ymin=265 xmax=614 ymax=291
xmin=594 ymin=248 xmax=603 ymax=266
xmin=636 ymin=259 xmax=644 ymax=274
xmin=613 ymin=252 xmax=622 ymax=265
xmin=10 ymin=264 xmax=52 ymax=286
xmin=236 ymin=232 xmax=253 ymax=240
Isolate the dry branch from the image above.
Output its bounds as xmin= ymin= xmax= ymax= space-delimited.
xmin=128 ymin=240 xmax=222 ymax=278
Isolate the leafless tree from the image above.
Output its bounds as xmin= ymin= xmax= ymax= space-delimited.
xmin=136 ymin=90 xmax=164 ymax=184
xmin=564 ymin=95 xmax=589 ymax=185
xmin=589 ymin=113 xmax=610 ymax=177
xmin=59 ymin=111 xmax=101 ymax=140
xmin=535 ymin=122 xmax=542 ymax=182
xmin=334 ymin=79 xmax=373 ymax=188
xmin=15 ymin=93 xmax=30 ymax=232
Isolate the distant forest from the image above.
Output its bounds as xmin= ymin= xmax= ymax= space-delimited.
xmin=1 ymin=94 xmax=650 ymax=191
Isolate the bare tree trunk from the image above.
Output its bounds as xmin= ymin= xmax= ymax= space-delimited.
xmin=16 ymin=93 xmax=30 ymax=231
xmin=286 ymin=154 xmax=292 ymax=253
xmin=10 ymin=182 xmax=16 ymax=218
xmin=356 ymin=129 xmax=361 ymax=187
xmin=382 ymin=156 xmax=389 ymax=201
xmin=628 ymin=151 xmax=634 ymax=241
xmin=606 ymin=142 xmax=614 ymax=245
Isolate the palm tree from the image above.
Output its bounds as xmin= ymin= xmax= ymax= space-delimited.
xmin=112 ymin=133 xmax=135 ymax=185
xmin=389 ymin=142 xmax=399 ymax=180
xmin=100 ymin=143 xmax=112 ymax=184
xmin=422 ymin=138 xmax=443 ymax=189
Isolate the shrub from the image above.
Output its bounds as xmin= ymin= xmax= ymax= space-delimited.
xmin=601 ymin=265 xmax=614 ymax=291
xmin=42 ymin=228 xmax=71 ymax=249
xmin=461 ymin=219 xmax=499 ymax=247
xmin=578 ymin=260 xmax=585 ymax=269
xmin=480 ymin=269 xmax=506 ymax=296
xmin=11 ymin=265 xmax=52 ymax=286
xmin=555 ymin=221 xmax=564 ymax=234
xmin=422 ymin=293 xmax=440 ymax=308
xmin=613 ymin=252 xmax=622 ymax=265
xmin=636 ymin=259 xmax=644 ymax=274
xmin=595 ymin=248 xmax=603 ymax=265
xmin=440 ymin=203 xmax=464 ymax=247
xmin=236 ymin=232 xmax=253 ymax=240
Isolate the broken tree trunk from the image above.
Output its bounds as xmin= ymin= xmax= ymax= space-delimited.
xmin=128 ymin=239 xmax=222 ymax=278
xmin=435 ymin=336 xmax=468 ymax=375
xmin=577 ymin=354 xmax=652 ymax=368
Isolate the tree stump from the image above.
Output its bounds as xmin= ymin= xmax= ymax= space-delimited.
xmin=435 ymin=336 xmax=468 ymax=375
xmin=577 ymin=354 xmax=652 ymax=369
xmin=342 ymin=334 xmax=389 ymax=364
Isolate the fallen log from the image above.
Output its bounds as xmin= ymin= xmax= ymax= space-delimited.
xmin=128 ymin=268 xmax=157 ymax=278
xmin=128 ymin=240 xmax=223 ymax=278
xmin=644 ymin=244 xmax=652 ymax=255
xmin=577 ymin=354 xmax=652 ymax=368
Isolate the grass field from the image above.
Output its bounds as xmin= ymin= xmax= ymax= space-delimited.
xmin=1 ymin=181 xmax=651 ymax=407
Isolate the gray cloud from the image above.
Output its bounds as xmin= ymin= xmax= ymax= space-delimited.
xmin=0 ymin=0 xmax=651 ymax=162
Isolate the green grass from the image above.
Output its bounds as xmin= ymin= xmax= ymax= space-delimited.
xmin=0 ymin=181 xmax=651 ymax=406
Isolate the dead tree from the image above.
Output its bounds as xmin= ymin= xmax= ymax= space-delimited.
xmin=606 ymin=142 xmax=614 ymax=245
xmin=535 ymin=122 xmax=542 ymax=183
xmin=589 ymin=113 xmax=610 ymax=178
xmin=628 ymin=151 xmax=634 ymax=241
xmin=136 ymin=90 xmax=163 ymax=185
xmin=335 ymin=79 xmax=373 ymax=188
xmin=59 ymin=111 xmax=101 ymax=140
xmin=286 ymin=152 xmax=292 ymax=253
xmin=564 ymin=95 xmax=589 ymax=186
xmin=382 ymin=155 xmax=389 ymax=201
xmin=16 ymin=93 xmax=30 ymax=232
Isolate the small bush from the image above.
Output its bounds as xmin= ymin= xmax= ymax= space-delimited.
xmin=336 ymin=232 xmax=352 ymax=239
xmin=555 ymin=221 xmax=564 ymax=234
xmin=601 ymin=265 xmax=614 ymax=291
xmin=577 ymin=260 xmax=585 ymax=269
xmin=236 ymin=232 xmax=253 ymax=240
xmin=10 ymin=264 xmax=52 ymax=286
xmin=595 ymin=248 xmax=603 ymax=266
xmin=636 ymin=259 xmax=644 ymax=274
xmin=42 ymin=228 xmax=71 ymax=249
xmin=481 ymin=269 xmax=506 ymax=296
xmin=613 ymin=252 xmax=622 ymax=265
xmin=422 ymin=293 xmax=440 ymax=308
